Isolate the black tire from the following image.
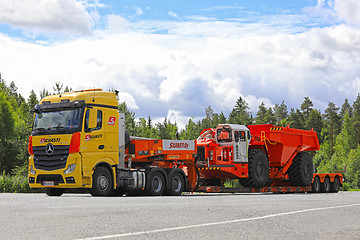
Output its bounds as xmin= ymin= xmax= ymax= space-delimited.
xmin=320 ymin=177 xmax=331 ymax=193
xmin=311 ymin=177 xmax=321 ymax=193
xmin=43 ymin=188 xmax=64 ymax=196
xmin=146 ymin=170 xmax=166 ymax=196
xmin=240 ymin=149 xmax=269 ymax=188
xmin=287 ymin=152 xmax=313 ymax=186
xmin=330 ymin=178 xmax=340 ymax=193
xmin=89 ymin=166 xmax=113 ymax=196
xmin=166 ymin=170 xmax=185 ymax=196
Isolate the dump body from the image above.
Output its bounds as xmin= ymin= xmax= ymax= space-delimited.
xmin=247 ymin=124 xmax=320 ymax=167
xmin=197 ymin=124 xmax=321 ymax=185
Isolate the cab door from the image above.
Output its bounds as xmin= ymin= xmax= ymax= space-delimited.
xmin=81 ymin=107 xmax=106 ymax=174
xmin=233 ymin=130 xmax=249 ymax=163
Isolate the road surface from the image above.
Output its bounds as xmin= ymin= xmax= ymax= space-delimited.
xmin=0 ymin=192 xmax=359 ymax=239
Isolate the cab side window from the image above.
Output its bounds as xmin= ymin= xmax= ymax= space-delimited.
xmin=85 ymin=109 xmax=102 ymax=131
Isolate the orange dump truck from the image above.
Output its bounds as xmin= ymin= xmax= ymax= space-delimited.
xmin=196 ymin=124 xmax=342 ymax=193
xmin=28 ymin=89 xmax=342 ymax=196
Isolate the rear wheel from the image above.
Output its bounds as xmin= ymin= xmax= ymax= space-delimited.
xmin=330 ymin=178 xmax=340 ymax=193
xmin=240 ymin=149 xmax=269 ymax=188
xmin=43 ymin=188 xmax=64 ymax=196
xmin=320 ymin=177 xmax=330 ymax=193
xmin=89 ymin=166 xmax=113 ymax=196
xmin=146 ymin=170 xmax=166 ymax=196
xmin=166 ymin=170 xmax=185 ymax=196
xmin=311 ymin=177 xmax=321 ymax=193
xmin=287 ymin=152 xmax=313 ymax=186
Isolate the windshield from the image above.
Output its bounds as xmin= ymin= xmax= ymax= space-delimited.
xmin=33 ymin=108 xmax=82 ymax=133
xmin=217 ymin=128 xmax=233 ymax=143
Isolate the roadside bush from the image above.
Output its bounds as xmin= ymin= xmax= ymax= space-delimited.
xmin=0 ymin=170 xmax=32 ymax=193
xmin=342 ymin=182 xmax=351 ymax=191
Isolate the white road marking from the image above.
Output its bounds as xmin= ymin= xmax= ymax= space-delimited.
xmin=76 ymin=203 xmax=360 ymax=240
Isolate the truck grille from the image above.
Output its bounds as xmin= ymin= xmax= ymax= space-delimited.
xmin=33 ymin=145 xmax=70 ymax=170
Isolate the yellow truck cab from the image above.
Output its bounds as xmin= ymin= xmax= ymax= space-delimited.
xmin=28 ymin=89 xmax=123 ymax=196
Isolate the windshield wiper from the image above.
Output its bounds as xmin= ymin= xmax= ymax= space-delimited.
xmin=34 ymin=127 xmax=46 ymax=132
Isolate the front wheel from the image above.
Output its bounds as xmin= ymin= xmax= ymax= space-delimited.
xmin=240 ymin=149 xmax=269 ymax=188
xmin=89 ymin=166 xmax=113 ymax=196
xmin=43 ymin=188 xmax=64 ymax=196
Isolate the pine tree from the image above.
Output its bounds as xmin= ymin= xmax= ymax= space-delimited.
xmin=301 ymin=97 xmax=313 ymax=120
xmin=228 ymin=96 xmax=252 ymax=125
xmin=255 ymin=102 xmax=267 ymax=124
xmin=274 ymin=100 xmax=288 ymax=126
xmin=353 ymin=94 xmax=360 ymax=144
xmin=264 ymin=107 xmax=276 ymax=125
xmin=118 ymin=102 xmax=136 ymax=135
xmin=324 ymin=102 xmax=341 ymax=155
xmin=28 ymin=90 xmax=38 ymax=109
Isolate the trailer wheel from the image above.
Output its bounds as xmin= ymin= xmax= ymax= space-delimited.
xmin=89 ymin=166 xmax=113 ymax=196
xmin=320 ymin=177 xmax=330 ymax=193
xmin=241 ymin=149 xmax=269 ymax=188
xmin=287 ymin=152 xmax=313 ymax=186
xmin=146 ymin=170 xmax=165 ymax=196
xmin=311 ymin=177 xmax=321 ymax=193
xmin=43 ymin=188 xmax=64 ymax=196
xmin=167 ymin=170 xmax=185 ymax=196
xmin=330 ymin=178 xmax=340 ymax=193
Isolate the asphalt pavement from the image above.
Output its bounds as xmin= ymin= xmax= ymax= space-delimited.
xmin=0 ymin=191 xmax=359 ymax=240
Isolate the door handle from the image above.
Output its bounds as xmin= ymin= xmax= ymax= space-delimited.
xmin=98 ymin=145 xmax=104 ymax=150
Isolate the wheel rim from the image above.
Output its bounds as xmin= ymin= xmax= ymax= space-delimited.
xmin=256 ymin=162 xmax=263 ymax=177
xmin=304 ymin=162 xmax=310 ymax=177
xmin=172 ymin=176 xmax=182 ymax=192
xmin=98 ymin=173 xmax=109 ymax=191
xmin=152 ymin=176 xmax=163 ymax=192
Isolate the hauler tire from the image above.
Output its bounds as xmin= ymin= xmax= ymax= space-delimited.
xmin=240 ymin=149 xmax=269 ymax=188
xmin=287 ymin=152 xmax=313 ymax=186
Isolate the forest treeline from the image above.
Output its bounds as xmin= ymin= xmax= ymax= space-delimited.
xmin=0 ymin=75 xmax=359 ymax=189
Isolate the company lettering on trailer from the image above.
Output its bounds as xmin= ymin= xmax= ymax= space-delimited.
xmin=162 ymin=140 xmax=195 ymax=151
xmin=169 ymin=142 xmax=189 ymax=149
xmin=40 ymin=138 xmax=61 ymax=144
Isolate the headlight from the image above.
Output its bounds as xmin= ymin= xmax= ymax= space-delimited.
xmin=64 ymin=164 xmax=76 ymax=174
xmin=30 ymin=165 xmax=36 ymax=175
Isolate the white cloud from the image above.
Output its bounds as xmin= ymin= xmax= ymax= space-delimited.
xmin=168 ymin=11 xmax=178 ymax=18
xmin=1 ymin=6 xmax=360 ymax=129
xmin=334 ymin=0 xmax=360 ymax=27
xmin=133 ymin=6 xmax=144 ymax=17
xmin=107 ymin=14 xmax=129 ymax=32
xmin=0 ymin=0 xmax=93 ymax=36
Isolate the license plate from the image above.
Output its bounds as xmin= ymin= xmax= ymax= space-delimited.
xmin=43 ymin=181 xmax=55 ymax=186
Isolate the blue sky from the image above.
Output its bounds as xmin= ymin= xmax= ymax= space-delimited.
xmin=0 ymin=0 xmax=360 ymax=128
